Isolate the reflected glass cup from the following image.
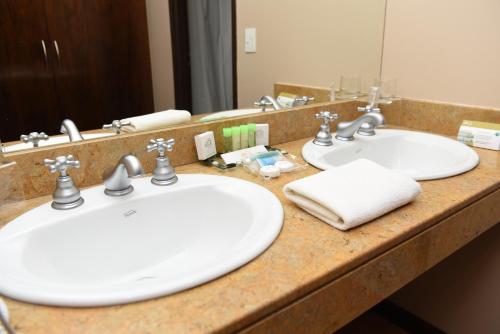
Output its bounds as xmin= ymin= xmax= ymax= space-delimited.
xmin=337 ymin=75 xmax=362 ymax=100
xmin=375 ymin=78 xmax=398 ymax=102
xmin=329 ymin=82 xmax=336 ymax=101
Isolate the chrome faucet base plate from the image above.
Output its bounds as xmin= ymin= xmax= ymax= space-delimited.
xmin=335 ymin=135 xmax=354 ymax=141
xmin=51 ymin=197 xmax=84 ymax=210
xmin=312 ymin=139 xmax=333 ymax=146
xmin=357 ymin=130 xmax=376 ymax=136
xmin=104 ymin=186 xmax=134 ymax=197
xmin=151 ymin=176 xmax=178 ymax=186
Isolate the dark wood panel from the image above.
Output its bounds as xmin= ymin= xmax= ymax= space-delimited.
xmin=231 ymin=0 xmax=237 ymax=109
xmin=0 ymin=0 xmax=61 ymax=141
xmin=43 ymin=0 xmax=154 ymax=132
xmin=169 ymin=0 xmax=192 ymax=111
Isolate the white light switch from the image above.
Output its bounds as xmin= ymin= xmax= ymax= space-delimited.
xmin=245 ymin=28 xmax=256 ymax=53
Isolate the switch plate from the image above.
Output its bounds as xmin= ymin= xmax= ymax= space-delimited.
xmin=245 ymin=28 xmax=256 ymax=53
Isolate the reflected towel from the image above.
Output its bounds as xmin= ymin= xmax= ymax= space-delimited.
xmin=283 ymin=159 xmax=421 ymax=231
xmin=121 ymin=110 xmax=191 ymax=132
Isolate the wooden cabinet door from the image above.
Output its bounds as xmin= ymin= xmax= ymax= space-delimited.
xmin=43 ymin=0 xmax=154 ymax=132
xmin=0 ymin=0 xmax=62 ymax=142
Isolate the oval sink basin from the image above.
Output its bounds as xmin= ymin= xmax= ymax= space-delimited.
xmin=3 ymin=132 xmax=116 ymax=153
xmin=302 ymin=129 xmax=479 ymax=180
xmin=0 ymin=174 xmax=283 ymax=307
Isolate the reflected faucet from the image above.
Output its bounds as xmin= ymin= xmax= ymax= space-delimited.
xmin=104 ymin=154 xmax=145 ymax=196
xmin=293 ymin=96 xmax=315 ymax=107
xmin=60 ymin=119 xmax=84 ymax=142
xmin=358 ymin=86 xmax=383 ymax=113
xmin=335 ymin=113 xmax=385 ymax=141
xmin=254 ymin=96 xmax=283 ymax=111
xmin=20 ymin=132 xmax=49 ymax=148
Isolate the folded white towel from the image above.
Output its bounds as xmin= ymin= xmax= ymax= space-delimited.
xmin=283 ymin=159 xmax=421 ymax=231
xmin=121 ymin=110 xmax=191 ymax=132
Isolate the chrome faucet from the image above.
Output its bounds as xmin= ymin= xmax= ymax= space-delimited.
xmin=60 ymin=119 xmax=84 ymax=142
xmin=102 ymin=120 xmax=131 ymax=134
xmin=254 ymin=96 xmax=283 ymax=111
xmin=313 ymin=111 xmax=340 ymax=146
xmin=104 ymin=154 xmax=145 ymax=196
xmin=336 ymin=113 xmax=385 ymax=141
xmin=0 ymin=298 xmax=15 ymax=334
xmin=147 ymin=138 xmax=178 ymax=186
xmin=356 ymin=86 xmax=391 ymax=135
xmin=44 ymin=155 xmax=84 ymax=210
xmin=358 ymin=86 xmax=383 ymax=113
xmin=20 ymin=132 xmax=49 ymax=147
xmin=293 ymin=96 xmax=315 ymax=107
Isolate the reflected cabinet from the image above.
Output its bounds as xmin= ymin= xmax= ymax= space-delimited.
xmin=0 ymin=0 xmax=154 ymax=142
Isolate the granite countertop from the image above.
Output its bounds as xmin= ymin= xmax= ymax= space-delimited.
xmin=1 ymin=136 xmax=499 ymax=334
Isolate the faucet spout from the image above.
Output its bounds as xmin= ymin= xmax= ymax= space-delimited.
xmin=335 ymin=113 xmax=385 ymax=141
xmin=104 ymin=154 xmax=145 ymax=196
xmin=255 ymin=96 xmax=283 ymax=111
xmin=60 ymin=119 xmax=84 ymax=142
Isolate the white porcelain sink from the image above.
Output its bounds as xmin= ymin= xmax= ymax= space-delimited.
xmin=3 ymin=132 xmax=115 ymax=153
xmin=302 ymin=129 xmax=479 ymax=180
xmin=198 ymin=108 xmax=264 ymax=122
xmin=0 ymin=174 xmax=283 ymax=307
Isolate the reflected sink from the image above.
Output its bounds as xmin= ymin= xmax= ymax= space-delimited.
xmin=198 ymin=108 xmax=264 ymax=122
xmin=3 ymin=132 xmax=116 ymax=153
xmin=0 ymin=174 xmax=283 ymax=306
xmin=302 ymin=129 xmax=479 ymax=180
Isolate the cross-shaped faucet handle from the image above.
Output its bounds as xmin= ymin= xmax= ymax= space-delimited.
xmin=44 ymin=155 xmax=80 ymax=176
xmin=315 ymin=111 xmax=340 ymax=124
xmin=147 ymin=138 xmax=175 ymax=157
xmin=102 ymin=120 xmax=132 ymax=134
xmin=20 ymin=132 xmax=49 ymax=147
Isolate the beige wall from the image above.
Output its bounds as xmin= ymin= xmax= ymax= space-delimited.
xmin=145 ymin=0 xmax=176 ymax=111
xmin=381 ymin=0 xmax=500 ymax=109
xmin=236 ymin=0 xmax=386 ymax=108
xmin=382 ymin=2 xmax=500 ymax=331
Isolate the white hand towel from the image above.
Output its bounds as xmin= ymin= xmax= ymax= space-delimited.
xmin=121 ymin=110 xmax=191 ymax=132
xmin=283 ymin=159 xmax=421 ymax=231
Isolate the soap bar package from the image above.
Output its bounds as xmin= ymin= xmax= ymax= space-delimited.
xmin=242 ymin=150 xmax=308 ymax=180
xmin=457 ymin=120 xmax=500 ymax=151
xmin=276 ymin=93 xmax=297 ymax=108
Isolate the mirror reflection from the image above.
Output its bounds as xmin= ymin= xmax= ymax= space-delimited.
xmin=0 ymin=0 xmax=386 ymax=153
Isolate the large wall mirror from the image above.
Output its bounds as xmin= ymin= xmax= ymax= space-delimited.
xmin=0 ymin=0 xmax=386 ymax=153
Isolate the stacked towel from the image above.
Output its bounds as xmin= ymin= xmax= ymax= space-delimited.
xmin=121 ymin=110 xmax=191 ymax=132
xmin=283 ymin=159 xmax=421 ymax=231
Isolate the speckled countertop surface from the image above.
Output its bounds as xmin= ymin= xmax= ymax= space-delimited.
xmin=1 ymin=136 xmax=499 ymax=334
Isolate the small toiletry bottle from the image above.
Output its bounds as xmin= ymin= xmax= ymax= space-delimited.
xmin=255 ymin=124 xmax=269 ymax=146
xmin=223 ymin=128 xmax=233 ymax=152
xmin=232 ymin=126 xmax=241 ymax=151
xmin=240 ymin=125 xmax=249 ymax=149
xmin=248 ymin=123 xmax=256 ymax=147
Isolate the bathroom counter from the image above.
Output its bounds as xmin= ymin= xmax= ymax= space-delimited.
xmin=1 ymin=137 xmax=499 ymax=334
